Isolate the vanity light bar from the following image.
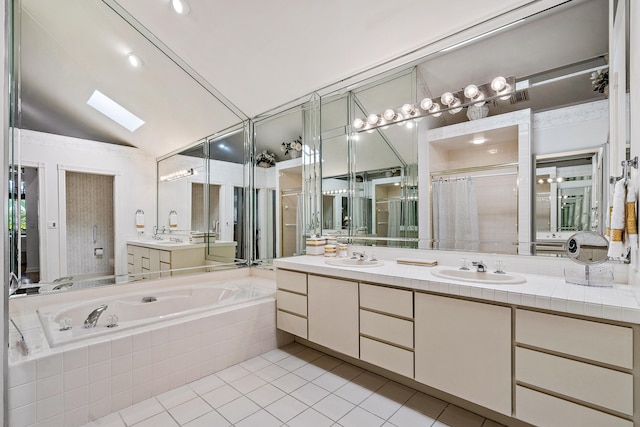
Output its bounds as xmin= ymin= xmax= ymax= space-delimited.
xmin=160 ymin=168 xmax=196 ymax=182
xmin=352 ymin=76 xmax=515 ymax=131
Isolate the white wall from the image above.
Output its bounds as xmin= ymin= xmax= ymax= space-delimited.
xmin=20 ymin=130 xmax=156 ymax=281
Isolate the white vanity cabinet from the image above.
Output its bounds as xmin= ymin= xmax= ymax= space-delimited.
xmin=127 ymin=243 xmax=205 ymax=279
xmin=414 ymin=293 xmax=512 ymax=416
xmin=359 ymin=283 xmax=414 ymax=377
xmin=308 ymin=275 xmax=359 ymax=359
xmin=276 ymin=269 xmax=308 ymax=338
xmin=515 ymin=309 xmax=634 ymax=427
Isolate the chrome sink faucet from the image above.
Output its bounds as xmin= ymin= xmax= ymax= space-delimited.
xmin=472 ymin=261 xmax=487 ymax=272
xmin=83 ymin=304 xmax=108 ymax=328
xmin=351 ymin=251 xmax=367 ymax=261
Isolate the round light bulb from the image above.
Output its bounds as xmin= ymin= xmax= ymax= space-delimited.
xmin=546 ymin=178 xmax=553 ymax=183
xmin=383 ymin=109 xmax=397 ymax=121
xmin=401 ymin=104 xmax=415 ymax=116
xmin=538 ymin=179 xmax=544 ymax=184
xmin=353 ymin=118 xmax=365 ymax=129
xmin=367 ymin=113 xmax=380 ymax=126
xmin=556 ymin=177 xmax=564 ymax=183
xmin=491 ymin=76 xmax=507 ymax=92
xmin=464 ymin=84 xmax=479 ymax=99
xmin=430 ymin=104 xmax=442 ymax=117
xmin=441 ymin=92 xmax=455 ymax=106
xmin=420 ymin=98 xmax=433 ymax=111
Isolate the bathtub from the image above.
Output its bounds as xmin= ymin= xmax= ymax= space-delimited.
xmin=37 ymin=281 xmax=274 ymax=348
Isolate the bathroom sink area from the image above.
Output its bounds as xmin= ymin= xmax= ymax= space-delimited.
xmin=431 ymin=267 xmax=526 ymax=284
xmin=325 ymin=258 xmax=384 ymax=268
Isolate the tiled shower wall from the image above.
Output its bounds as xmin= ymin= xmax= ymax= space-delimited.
xmin=7 ymin=299 xmax=284 ymax=427
xmin=65 ymin=172 xmax=114 ymax=277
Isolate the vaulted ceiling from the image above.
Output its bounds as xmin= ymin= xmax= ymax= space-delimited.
xmin=18 ymin=0 xmax=600 ymax=158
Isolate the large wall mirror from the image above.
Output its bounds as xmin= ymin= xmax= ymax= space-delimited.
xmin=318 ymin=0 xmax=615 ymax=256
xmin=9 ymin=0 xmax=246 ymax=295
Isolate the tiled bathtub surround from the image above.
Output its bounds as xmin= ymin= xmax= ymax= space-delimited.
xmin=7 ymin=271 xmax=283 ymax=427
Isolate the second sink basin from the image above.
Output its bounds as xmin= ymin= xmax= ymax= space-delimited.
xmin=325 ymin=258 xmax=384 ymax=268
xmin=432 ymin=267 xmax=526 ymax=284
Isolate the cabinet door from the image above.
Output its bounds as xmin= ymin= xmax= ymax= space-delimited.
xmin=415 ymin=293 xmax=511 ymax=416
xmin=308 ymin=275 xmax=359 ymax=358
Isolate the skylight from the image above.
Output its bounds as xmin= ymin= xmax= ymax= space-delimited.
xmin=87 ymin=90 xmax=145 ymax=132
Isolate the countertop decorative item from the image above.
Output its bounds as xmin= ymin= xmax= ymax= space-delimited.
xmin=466 ymin=104 xmax=489 ymax=121
xmin=281 ymin=136 xmax=302 ymax=159
xmin=590 ymin=69 xmax=608 ymax=96
xmin=256 ymin=150 xmax=276 ymax=167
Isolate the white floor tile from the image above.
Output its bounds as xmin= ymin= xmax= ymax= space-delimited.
xmin=240 ymin=356 xmax=272 ymax=373
xmin=288 ymin=408 xmax=334 ymax=427
xmin=359 ymin=381 xmax=415 ymax=419
xmin=312 ymin=394 xmax=355 ymax=422
xmin=352 ymin=371 xmax=388 ymax=391
xmin=235 ymin=409 xmax=282 ymax=427
xmin=182 ymin=410 xmax=230 ymax=427
xmin=433 ymin=405 xmax=485 ymax=427
xmin=293 ymin=362 xmax=328 ymax=381
xmin=156 ymin=386 xmax=198 ymax=410
xmin=119 ymin=398 xmax=164 ymax=426
xmin=83 ymin=413 xmax=125 ymax=427
xmin=482 ymin=420 xmax=506 ymax=427
xmin=254 ymin=364 xmax=289 ymax=382
xmin=330 ymin=363 xmax=364 ymax=381
xmin=265 ymin=395 xmax=308 ymax=423
xmin=217 ymin=396 xmax=260 ymax=424
xmin=216 ymin=364 xmax=251 ymax=383
xmin=312 ymin=371 xmax=351 ymax=392
xmin=338 ymin=406 xmax=385 ymax=427
xmin=334 ymin=380 xmax=377 ymax=405
xmin=201 ymin=384 xmax=242 ymax=409
xmin=230 ymin=373 xmax=267 ymax=394
xmin=291 ymin=382 xmax=330 ymax=406
xmin=270 ymin=372 xmax=307 ymax=393
xmin=260 ymin=348 xmax=294 ymax=363
xmin=130 ymin=411 xmax=177 ymax=427
xmin=246 ymin=383 xmax=286 ymax=407
xmin=187 ymin=374 xmax=225 ymax=395
xmin=276 ymin=355 xmax=309 ymax=372
xmin=388 ymin=392 xmax=448 ymax=427
xmin=167 ymin=397 xmax=212 ymax=425
xmin=312 ymin=355 xmax=343 ymax=371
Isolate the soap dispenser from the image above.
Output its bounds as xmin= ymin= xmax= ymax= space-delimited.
xmin=169 ymin=210 xmax=178 ymax=230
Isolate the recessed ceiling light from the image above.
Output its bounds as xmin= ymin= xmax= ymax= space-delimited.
xmin=471 ymin=137 xmax=486 ymax=145
xmin=171 ymin=0 xmax=190 ymax=15
xmin=87 ymin=90 xmax=145 ymax=132
xmin=127 ymin=53 xmax=143 ymax=68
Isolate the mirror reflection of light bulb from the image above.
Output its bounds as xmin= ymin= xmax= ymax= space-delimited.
xmin=491 ymin=76 xmax=507 ymax=92
xmin=420 ymin=98 xmax=433 ymax=111
xmin=367 ymin=114 xmax=380 ymax=126
xmin=546 ymin=178 xmax=553 ymax=183
xmin=401 ymin=104 xmax=415 ymax=116
xmin=441 ymin=92 xmax=455 ymax=106
xmin=556 ymin=177 xmax=563 ymax=182
xmin=449 ymin=98 xmax=462 ymax=114
xmin=353 ymin=118 xmax=365 ymax=129
xmin=171 ymin=0 xmax=190 ymax=15
xmin=430 ymin=104 xmax=442 ymax=117
xmin=464 ymin=84 xmax=479 ymax=99
xmin=383 ymin=109 xmax=397 ymax=121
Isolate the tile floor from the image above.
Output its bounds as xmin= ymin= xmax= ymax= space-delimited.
xmin=83 ymin=342 xmax=504 ymax=427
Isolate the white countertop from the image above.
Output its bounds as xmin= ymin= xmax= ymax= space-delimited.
xmin=274 ymin=255 xmax=640 ymax=325
xmin=127 ymin=239 xmax=206 ymax=251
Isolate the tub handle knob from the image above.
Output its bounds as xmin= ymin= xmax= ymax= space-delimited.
xmin=106 ymin=314 xmax=119 ymax=328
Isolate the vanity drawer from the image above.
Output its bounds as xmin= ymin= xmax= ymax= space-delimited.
xmin=141 ymin=257 xmax=150 ymax=270
xmin=127 ymin=253 xmax=134 ymax=264
xmin=359 ymin=283 xmax=412 ymax=318
xmin=360 ymin=309 xmax=413 ymax=349
xmin=515 ymin=309 xmax=633 ymax=369
xmin=277 ymin=290 xmax=307 ymax=316
xmin=516 ymin=347 xmax=633 ymax=415
xmin=360 ymin=336 xmax=413 ymax=378
xmin=159 ymin=250 xmax=171 ymax=263
xmin=276 ymin=269 xmax=307 ymax=294
xmin=516 ymin=385 xmax=632 ymax=427
xmin=277 ymin=310 xmax=307 ymax=339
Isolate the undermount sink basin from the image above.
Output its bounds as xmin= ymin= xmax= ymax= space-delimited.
xmin=325 ymin=258 xmax=384 ymax=268
xmin=431 ymin=267 xmax=526 ymax=284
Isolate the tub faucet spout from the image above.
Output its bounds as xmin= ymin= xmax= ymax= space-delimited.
xmin=83 ymin=304 xmax=108 ymax=328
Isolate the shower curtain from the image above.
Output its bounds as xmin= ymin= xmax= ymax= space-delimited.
xmin=432 ymin=178 xmax=479 ymax=251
